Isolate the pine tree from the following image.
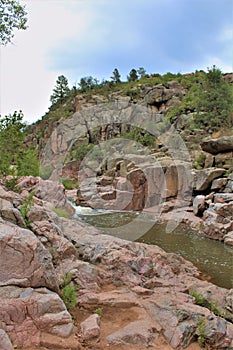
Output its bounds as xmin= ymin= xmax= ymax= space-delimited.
xmin=137 ymin=67 xmax=147 ymax=79
xmin=50 ymin=75 xmax=70 ymax=105
xmin=127 ymin=68 xmax=138 ymax=82
xmin=111 ymin=68 xmax=121 ymax=83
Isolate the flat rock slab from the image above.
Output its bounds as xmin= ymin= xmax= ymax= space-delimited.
xmin=106 ymin=320 xmax=154 ymax=347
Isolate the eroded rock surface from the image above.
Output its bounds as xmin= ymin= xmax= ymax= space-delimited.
xmin=0 ymin=177 xmax=232 ymax=350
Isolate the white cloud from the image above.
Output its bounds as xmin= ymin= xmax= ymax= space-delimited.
xmin=0 ymin=0 xmax=93 ymax=123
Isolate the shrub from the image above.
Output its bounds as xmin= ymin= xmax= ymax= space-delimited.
xmin=197 ymin=317 xmax=207 ymax=347
xmin=61 ymin=273 xmax=78 ymax=310
xmin=94 ymin=307 xmax=103 ymax=316
xmin=195 ymin=152 xmax=206 ymax=168
xmin=19 ymin=190 xmax=35 ymax=227
xmin=3 ymin=177 xmax=19 ymax=192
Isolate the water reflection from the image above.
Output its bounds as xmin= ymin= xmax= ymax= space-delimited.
xmin=73 ymin=206 xmax=233 ymax=289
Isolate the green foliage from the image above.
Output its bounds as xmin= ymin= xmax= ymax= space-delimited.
xmin=194 ymin=66 xmax=233 ymax=131
xmin=50 ymin=75 xmax=70 ymax=105
xmin=123 ymin=127 xmax=155 ymax=147
xmin=137 ymin=67 xmax=147 ymax=79
xmin=78 ymin=76 xmax=99 ymax=92
xmin=60 ymin=178 xmax=79 ymax=190
xmin=0 ymin=0 xmax=27 ymax=45
xmin=17 ymin=148 xmax=40 ymax=176
xmin=3 ymin=176 xmax=19 ymax=192
xmin=61 ymin=273 xmax=78 ymax=310
xmin=111 ymin=68 xmax=121 ymax=83
xmin=0 ymin=111 xmax=39 ymax=177
xmin=189 ymin=290 xmax=205 ymax=306
xmin=197 ymin=317 xmax=207 ymax=347
xmin=94 ymin=307 xmax=103 ymax=316
xmin=195 ymin=152 xmax=206 ymax=169
xmin=19 ymin=190 xmax=34 ymax=227
xmin=189 ymin=290 xmax=225 ymax=318
xmin=71 ymin=142 xmax=94 ymax=161
xmin=127 ymin=68 xmax=139 ymax=82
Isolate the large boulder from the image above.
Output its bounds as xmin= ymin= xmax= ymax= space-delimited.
xmin=0 ymin=221 xmax=59 ymax=291
xmin=201 ymin=136 xmax=233 ymax=154
xmin=0 ymin=286 xmax=74 ymax=348
xmin=193 ymin=195 xmax=207 ymax=216
xmin=201 ymin=202 xmax=233 ymax=240
xmin=34 ymin=179 xmax=75 ymax=216
xmin=193 ymin=168 xmax=226 ymax=191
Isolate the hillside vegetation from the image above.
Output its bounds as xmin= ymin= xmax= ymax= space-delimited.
xmin=0 ymin=66 xmax=232 ymax=180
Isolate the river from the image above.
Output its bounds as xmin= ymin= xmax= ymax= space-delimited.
xmin=73 ymin=205 xmax=233 ymax=289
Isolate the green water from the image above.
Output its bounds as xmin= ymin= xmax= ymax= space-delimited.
xmin=74 ymin=207 xmax=233 ymax=289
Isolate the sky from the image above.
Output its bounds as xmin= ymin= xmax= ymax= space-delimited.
xmin=0 ymin=0 xmax=232 ymax=124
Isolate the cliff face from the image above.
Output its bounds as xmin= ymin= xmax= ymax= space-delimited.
xmin=23 ymin=72 xmax=233 ymax=244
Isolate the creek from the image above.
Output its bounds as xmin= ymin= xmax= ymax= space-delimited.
xmin=73 ymin=205 xmax=233 ymax=289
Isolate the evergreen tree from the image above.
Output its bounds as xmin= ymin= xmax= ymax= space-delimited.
xmin=0 ymin=0 xmax=27 ymax=45
xmin=111 ymin=68 xmax=121 ymax=83
xmin=78 ymin=76 xmax=97 ymax=92
xmin=50 ymin=75 xmax=70 ymax=105
xmin=194 ymin=66 xmax=233 ymax=131
xmin=137 ymin=67 xmax=147 ymax=79
xmin=127 ymin=68 xmax=138 ymax=82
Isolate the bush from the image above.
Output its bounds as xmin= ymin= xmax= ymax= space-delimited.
xmin=20 ymin=190 xmax=35 ymax=227
xmin=61 ymin=273 xmax=78 ymax=310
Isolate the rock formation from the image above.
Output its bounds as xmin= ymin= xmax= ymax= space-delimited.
xmin=0 ymin=177 xmax=232 ymax=349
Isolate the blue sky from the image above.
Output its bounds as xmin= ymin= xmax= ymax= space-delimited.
xmin=0 ymin=0 xmax=232 ymax=123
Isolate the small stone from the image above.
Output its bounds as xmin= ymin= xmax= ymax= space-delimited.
xmin=81 ymin=314 xmax=100 ymax=341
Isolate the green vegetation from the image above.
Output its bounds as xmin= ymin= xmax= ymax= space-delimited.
xmin=94 ymin=307 xmax=103 ymax=316
xmin=3 ymin=176 xmax=20 ymax=192
xmin=0 ymin=0 xmax=27 ymax=45
xmin=0 ymin=111 xmax=39 ymax=177
xmin=194 ymin=152 xmax=206 ymax=169
xmin=166 ymin=66 xmax=233 ymax=131
xmin=197 ymin=317 xmax=207 ymax=348
xmin=60 ymin=178 xmax=79 ymax=190
xmin=123 ymin=126 xmax=155 ymax=147
xmin=189 ymin=290 xmax=205 ymax=305
xmin=61 ymin=273 xmax=78 ymax=310
xmin=50 ymin=75 xmax=70 ymax=105
xmin=189 ymin=290 xmax=225 ymax=318
xmin=19 ymin=190 xmax=35 ymax=227
xmin=111 ymin=68 xmax=121 ymax=83
xmin=71 ymin=142 xmax=95 ymax=161
xmin=194 ymin=66 xmax=233 ymax=131
xmin=127 ymin=68 xmax=139 ymax=82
